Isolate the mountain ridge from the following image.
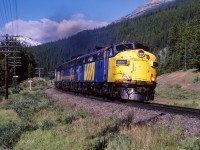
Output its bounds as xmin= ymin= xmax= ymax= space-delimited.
xmin=114 ymin=0 xmax=176 ymax=23
xmin=17 ymin=36 xmax=41 ymax=47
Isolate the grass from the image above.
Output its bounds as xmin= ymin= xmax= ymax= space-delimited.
xmin=155 ymin=84 xmax=200 ymax=108
xmin=0 ymin=78 xmax=200 ymax=149
xmin=173 ymin=100 xmax=199 ymax=108
xmin=106 ymin=125 xmax=200 ymax=150
xmin=0 ymin=109 xmax=19 ymax=125
xmin=156 ymin=87 xmax=200 ymax=100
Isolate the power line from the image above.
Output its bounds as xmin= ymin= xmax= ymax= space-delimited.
xmin=2 ymin=0 xmax=9 ymax=26
xmin=0 ymin=0 xmax=19 ymax=36
xmin=8 ymin=0 xmax=14 ymax=35
xmin=14 ymin=0 xmax=19 ymax=35
xmin=0 ymin=1 xmax=6 ymax=34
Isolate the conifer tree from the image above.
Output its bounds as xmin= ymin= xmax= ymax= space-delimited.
xmin=28 ymin=64 xmax=35 ymax=78
xmin=193 ymin=9 xmax=200 ymax=70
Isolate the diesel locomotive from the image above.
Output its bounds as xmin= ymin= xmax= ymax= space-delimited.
xmin=54 ymin=42 xmax=158 ymax=101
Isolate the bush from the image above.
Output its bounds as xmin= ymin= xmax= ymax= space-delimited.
xmin=0 ymin=122 xmax=21 ymax=149
xmin=11 ymin=88 xmax=20 ymax=94
xmin=193 ymin=76 xmax=200 ymax=83
xmin=0 ymin=121 xmax=38 ymax=149
xmin=12 ymin=92 xmax=53 ymax=121
xmin=41 ymin=119 xmax=56 ymax=130
xmin=57 ymin=110 xmax=88 ymax=125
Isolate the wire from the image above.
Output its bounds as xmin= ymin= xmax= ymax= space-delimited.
xmin=0 ymin=1 xmax=6 ymax=35
xmin=8 ymin=0 xmax=14 ymax=35
xmin=14 ymin=0 xmax=19 ymax=36
xmin=2 ymin=0 xmax=9 ymax=32
xmin=0 ymin=0 xmax=19 ymax=36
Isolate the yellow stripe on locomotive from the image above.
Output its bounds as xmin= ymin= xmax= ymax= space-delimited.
xmin=84 ymin=62 xmax=95 ymax=81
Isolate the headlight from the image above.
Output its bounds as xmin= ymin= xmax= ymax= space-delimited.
xmin=138 ymin=50 xmax=145 ymax=57
xmin=151 ymin=74 xmax=156 ymax=82
xmin=122 ymin=74 xmax=127 ymax=80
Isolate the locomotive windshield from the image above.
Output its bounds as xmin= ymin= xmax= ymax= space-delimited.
xmin=114 ymin=43 xmax=150 ymax=54
xmin=115 ymin=44 xmax=133 ymax=52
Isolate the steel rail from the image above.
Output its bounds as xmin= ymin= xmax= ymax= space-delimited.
xmin=55 ymin=88 xmax=200 ymax=119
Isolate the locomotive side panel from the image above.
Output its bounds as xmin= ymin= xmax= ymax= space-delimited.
xmin=61 ymin=67 xmax=75 ymax=82
xmin=94 ymin=59 xmax=107 ymax=82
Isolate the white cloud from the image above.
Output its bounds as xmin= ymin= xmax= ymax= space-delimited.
xmin=0 ymin=14 xmax=108 ymax=42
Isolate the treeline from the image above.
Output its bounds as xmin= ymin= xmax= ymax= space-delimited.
xmin=32 ymin=0 xmax=200 ymax=74
xmin=158 ymin=10 xmax=200 ymax=74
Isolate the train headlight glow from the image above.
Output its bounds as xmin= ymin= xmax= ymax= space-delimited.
xmin=138 ymin=50 xmax=145 ymax=57
xmin=122 ymin=74 xmax=127 ymax=80
xmin=151 ymin=74 xmax=156 ymax=81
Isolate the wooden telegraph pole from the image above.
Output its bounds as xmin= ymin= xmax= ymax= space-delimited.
xmin=35 ymin=68 xmax=44 ymax=78
xmin=8 ymin=56 xmax=21 ymax=90
xmin=0 ymin=34 xmax=19 ymax=99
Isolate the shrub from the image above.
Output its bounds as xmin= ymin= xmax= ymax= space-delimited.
xmin=12 ymin=92 xmax=53 ymax=121
xmin=0 ymin=121 xmax=38 ymax=149
xmin=0 ymin=122 xmax=21 ymax=149
xmin=174 ymin=84 xmax=182 ymax=89
xmin=41 ymin=119 xmax=56 ymax=130
xmin=57 ymin=110 xmax=88 ymax=125
xmin=11 ymin=88 xmax=20 ymax=94
xmin=193 ymin=76 xmax=200 ymax=83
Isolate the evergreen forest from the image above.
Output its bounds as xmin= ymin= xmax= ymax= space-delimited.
xmin=31 ymin=0 xmax=200 ymax=75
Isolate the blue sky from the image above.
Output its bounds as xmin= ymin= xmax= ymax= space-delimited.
xmin=0 ymin=0 xmax=148 ymax=42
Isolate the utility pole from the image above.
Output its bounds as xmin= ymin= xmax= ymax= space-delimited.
xmin=0 ymin=34 xmax=19 ymax=99
xmin=35 ymin=68 xmax=44 ymax=78
xmin=8 ymin=56 xmax=21 ymax=90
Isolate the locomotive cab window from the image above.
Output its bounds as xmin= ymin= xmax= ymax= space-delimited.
xmin=100 ymin=52 xmax=104 ymax=60
xmin=108 ymin=48 xmax=114 ymax=57
xmin=115 ymin=44 xmax=133 ymax=52
xmin=88 ymin=56 xmax=93 ymax=62
xmin=97 ymin=52 xmax=101 ymax=60
xmin=104 ymin=51 xmax=109 ymax=59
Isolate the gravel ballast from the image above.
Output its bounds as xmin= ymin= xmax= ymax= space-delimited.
xmin=47 ymin=88 xmax=200 ymax=136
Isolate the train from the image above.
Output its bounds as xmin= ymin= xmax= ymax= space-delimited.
xmin=54 ymin=42 xmax=158 ymax=101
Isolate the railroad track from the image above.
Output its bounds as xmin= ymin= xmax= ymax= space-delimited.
xmin=56 ymin=89 xmax=200 ymax=119
xmin=129 ymin=101 xmax=200 ymax=119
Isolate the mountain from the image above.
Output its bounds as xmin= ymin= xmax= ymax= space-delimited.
xmin=114 ymin=0 xmax=176 ymax=23
xmin=17 ymin=36 xmax=42 ymax=47
xmin=32 ymin=0 xmax=200 ymax=74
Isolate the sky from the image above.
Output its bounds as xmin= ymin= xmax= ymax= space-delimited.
xmin=0 ymin=0 xmax=148 ymax=42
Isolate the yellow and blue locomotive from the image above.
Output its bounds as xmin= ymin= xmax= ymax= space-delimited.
xmin=55 ymin=42 xmax=158 ymax=101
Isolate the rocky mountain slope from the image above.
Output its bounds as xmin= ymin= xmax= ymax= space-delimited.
xmin=17 ymin=36 xmax=41 ymax=47
xmin=114 ymin=0 xmax=176 ymax=23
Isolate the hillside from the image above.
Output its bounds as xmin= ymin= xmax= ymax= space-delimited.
xmin=32 ymin=0 xmax=200 ymax=73
xmin=155 ymin=69 xmax=200 ymax=108
xmin=157 ymin=69 xmax=200 ymax=91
